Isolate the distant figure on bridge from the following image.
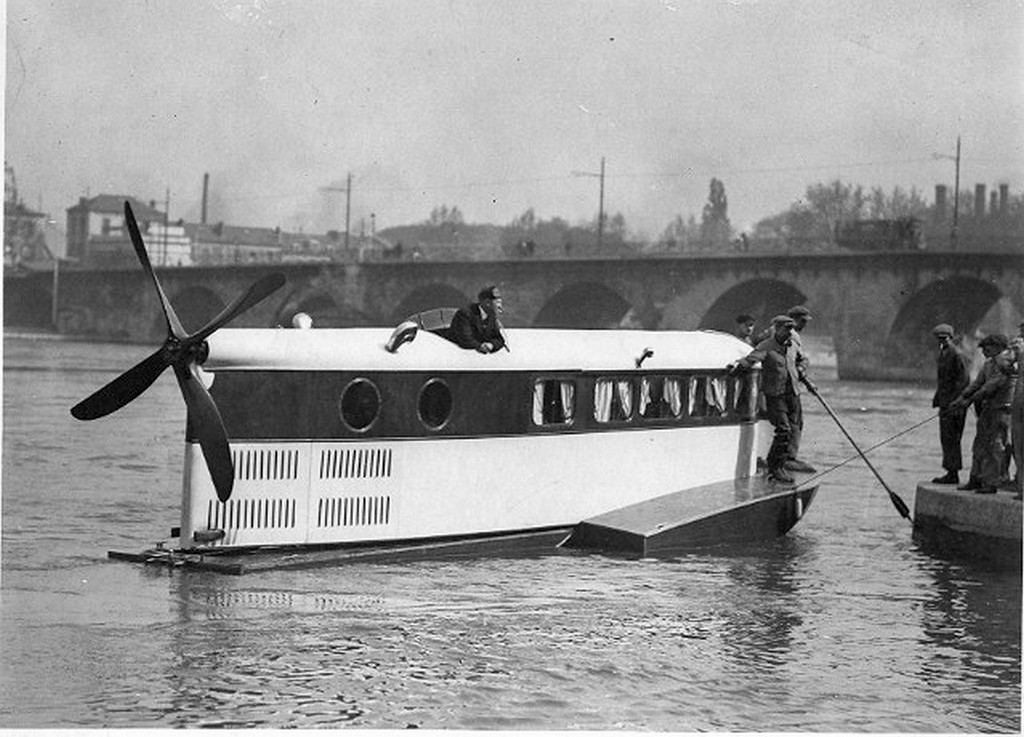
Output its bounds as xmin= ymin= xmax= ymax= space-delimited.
xmin=450 ymin=285 xmax=507 ymax=354
xmin=734 ymin=314 xmax=756 ymax=345
xmin=783 ymin=305 xmax=816 ymax=473
xmin=930 ymin=324 xmax=971 ymax=485
xmin=950 ymin=334 xmax=1016 ymax=494
xmin=727 ymin=314 xmax=813 ymax=485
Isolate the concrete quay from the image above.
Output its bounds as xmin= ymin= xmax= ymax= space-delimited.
xmin=913 ymin=482 xmax=1022 ymax=569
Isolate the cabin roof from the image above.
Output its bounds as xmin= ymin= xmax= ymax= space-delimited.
xmin=203 ymin=328 xmax=752 ymax=372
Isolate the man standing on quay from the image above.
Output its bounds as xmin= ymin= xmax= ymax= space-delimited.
xmin=930 ymin=323 xmax=971 ymax=484
xmin=951 ymin=334 xmax=1016 ymax=494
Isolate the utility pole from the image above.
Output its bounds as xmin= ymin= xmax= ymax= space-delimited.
xmin=164 ymin=187 xmax=170 ymax=266
xmin=319 ymin=173 xmax=353 ymax=253
xmin=572 ymin=157 xmax=605 ymax=251
xmin=952 ymin=136 xmax=961 ymax=250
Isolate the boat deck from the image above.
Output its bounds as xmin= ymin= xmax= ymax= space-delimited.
xmin=561 ymin=473 xmax=818 ymax=556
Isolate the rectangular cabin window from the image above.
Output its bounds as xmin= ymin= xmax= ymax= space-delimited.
xmin=688 ymin=375 xmax=727 ymax=418
xmin=639 ymin=376 xmax=683 ymax=419
xmin=593 ymin=378 xmax=633 ymax=423
xmin=533 ymin=379 xmax=575 ymax=426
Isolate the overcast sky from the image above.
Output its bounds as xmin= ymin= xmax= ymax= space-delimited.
xmin=5 ymin=0 xmax=1023 ymax=239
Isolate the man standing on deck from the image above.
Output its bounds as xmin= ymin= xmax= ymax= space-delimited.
xmin=930 ymin=323 xmax=971 ymax=484
xmin=950 ymin=334 xmax=1016 ymax=494
xmin=784 ymin=306 xmax=816 ymax=473
xmin=450 ymin=285 xmax=507 ymax=354
xmin=727 ymin=314 xmax=808 ymax=485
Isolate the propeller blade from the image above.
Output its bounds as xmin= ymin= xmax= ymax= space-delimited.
xmin=70 ymin=347 xmax=172 ymax=420
xmin=124 ymin=201 xmax=187 ymax=340
xmin=173 ymin=362 xmax=234 ymax=502
xmin=187 ymin=273 xmax=287 ymax=345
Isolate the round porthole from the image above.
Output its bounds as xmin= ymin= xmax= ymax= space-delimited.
xmin=418 ymin=378 xmax=453 ymax=430
xmin=339 ymin=378 xmax=381 ymax=431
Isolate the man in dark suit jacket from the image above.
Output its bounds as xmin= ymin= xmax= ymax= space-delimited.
xmin=728 ymin=314 xmax=807 ymax=485
xmin=450 ymin=285 xmax=506 ymax=353
xmin=931 ymin=323 xmax=971 ymax=484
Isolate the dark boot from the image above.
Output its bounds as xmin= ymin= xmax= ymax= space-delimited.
xmin=769 ymin=467 xmax=795 ymax=484
xmin=958 ymin=478 xmax=982 ymax=491
xmin=932 ymin=471 xmax=959 ymax=484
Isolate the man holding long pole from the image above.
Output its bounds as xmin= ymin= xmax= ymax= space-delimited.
xmin=727 ymin=314 xmax=808 ymax=485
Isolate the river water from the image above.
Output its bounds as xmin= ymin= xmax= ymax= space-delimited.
xmin=1 ymin=334 xmax=1020 ymax=730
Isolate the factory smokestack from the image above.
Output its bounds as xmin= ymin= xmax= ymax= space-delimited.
xmin=201 ymin=173 xmax=209 ymax=225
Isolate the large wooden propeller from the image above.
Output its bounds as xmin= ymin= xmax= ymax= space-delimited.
xmin=71 ymin=202 xmax=286 ymax=502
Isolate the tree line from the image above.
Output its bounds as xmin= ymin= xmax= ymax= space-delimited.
xmin=402 ymin=179 xmax=1023 ymax=258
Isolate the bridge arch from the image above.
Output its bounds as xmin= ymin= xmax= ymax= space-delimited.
xmin=698 ymin=279 xmax=808 ymax=334
xmin=164 ymin=286 xmax=225 ymax=335
xmin=291 ymin=292 xmax=373 ymax=328
xmin=392 ymin=284 xmax=470 ymax=323
xmin=533 ymin=282 xmax=632 ymax=328
xmin=885 ymin=276 xmax=1010 ymax=370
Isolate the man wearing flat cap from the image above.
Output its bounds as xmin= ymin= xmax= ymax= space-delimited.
xmin=727 ymin=314 xmax=806 ymax=485
xmin=950 ymin=333 xmax=1017 ymax=494
xmin=783 ymin=305 xmax=815 ymax=473
xmin=450 ymin=285 xmax=507 ymax=354
xmin=930 ymin=323 xmax=971 ymax=484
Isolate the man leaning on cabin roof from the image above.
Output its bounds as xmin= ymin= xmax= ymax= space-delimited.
xmin=450 ymin=285 xmax=507 ymax=354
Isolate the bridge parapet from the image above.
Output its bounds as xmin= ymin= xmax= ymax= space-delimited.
xmin=5 ymin=251 xmax=1021 ymax=381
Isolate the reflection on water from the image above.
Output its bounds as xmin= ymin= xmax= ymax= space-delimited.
xmin=1 ymin=336 xmax=1020 ymax=730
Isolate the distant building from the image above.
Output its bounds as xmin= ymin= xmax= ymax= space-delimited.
xmin=66 ymin=194 xmax=166 ymax=267
xmin=145 ymin=221 xmax=193 ymax=267
xmin=186 ymin=222 xmax=284 ymax=265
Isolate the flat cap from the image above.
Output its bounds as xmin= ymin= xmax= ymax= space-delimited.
xmin=478 ymin=285 xmax=502 ymax=301
xmin=771 ymin=314 xmax=796 ymax=327
xmin=932 ymin=323 xmax=954 ymax=338
xmin=787 ymin=305 xmax=812 ymax=319
xmin=979 ymin=333 xmax=1009 ymax=350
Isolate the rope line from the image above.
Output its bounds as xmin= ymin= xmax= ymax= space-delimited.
xmin=795 ymin=411 xmax=939 ymax=490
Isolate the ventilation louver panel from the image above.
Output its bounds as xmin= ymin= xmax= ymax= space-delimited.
xmin=318 ymin=448 xmax=393 ymax=479
xmin=316 ymin=495 xmax=392 ymax=528
xmin=207 ymin=498 xmax=297 ymax=530
xmin=232 ymin=449 xmax=301 ymax=481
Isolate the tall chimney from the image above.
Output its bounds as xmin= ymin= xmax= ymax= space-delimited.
xmin=974 ymin=184 xmax=986 ymax=217
xmin=999 ymin=183 xmax=1009 ymax=217
xmin=990 ymin=190 xmax=998 ymax=217
xmin=201 ymin=173 xmax=209 ymax=225
xmin=934 ymin=184 xmax=947 ymax=220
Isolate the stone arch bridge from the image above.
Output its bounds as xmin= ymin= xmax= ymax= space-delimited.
xmin=6 ymin=251 xmax=1021 ymax=381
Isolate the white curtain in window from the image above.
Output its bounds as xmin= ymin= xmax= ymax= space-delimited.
xmin=594 ymin=379 xmax=613 ymax=422
xmin=616 ymin=380 xmax=632 ymax=418
xmin=639 ymin=378 xmax=653 ymax=415
xmin=560 ymin=381 xmax=575 ymax=422
xmin=533 ymin=381 xmax=545 ymax=425
xmin=688 ymin=377 xmax=699 ymax=415
xmin=708 ymin=377 xmax=727 ymax=415
xmin=664 ymin=378 xmax=682 ymax=417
